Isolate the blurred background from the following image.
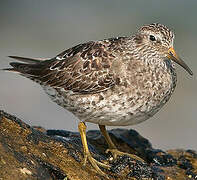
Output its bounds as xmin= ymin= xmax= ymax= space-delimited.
xmin=0 ymin=0 xmax=196 ymax=150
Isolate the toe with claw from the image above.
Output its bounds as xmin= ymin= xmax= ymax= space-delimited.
xmin=106 ymin=148 xmax=144 ymax=162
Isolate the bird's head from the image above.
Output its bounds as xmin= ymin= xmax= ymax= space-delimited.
xmin=134 ymin=23 xmax=193 ymax=75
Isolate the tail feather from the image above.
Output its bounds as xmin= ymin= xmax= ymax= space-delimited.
xmin=8 ymin=56 xmax=43 ymax=64
xmin=9 ymin=62 xmax=33 ymax=72
xmin=2 ymin=56 xmax=47 ymax=77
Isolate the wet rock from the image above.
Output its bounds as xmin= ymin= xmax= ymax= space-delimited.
xmin=0 ymin=110 xmax=197 ymax=180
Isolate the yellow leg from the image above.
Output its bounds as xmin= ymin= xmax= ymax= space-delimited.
xmin=78 ymin=122 xmax=109 ymax=176
xmin=99 ymin=125 xmax=116 ymax=150
xmin=99 ymin=125 xmax=144 ymax=162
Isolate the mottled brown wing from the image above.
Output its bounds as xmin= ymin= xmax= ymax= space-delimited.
xmin=7 ymin=37 xmax=128 ymax=94
xmin=34 ymin=41 xmax=118 ymax=94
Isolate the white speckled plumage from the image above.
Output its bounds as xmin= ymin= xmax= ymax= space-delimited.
xmin=5 ymin=23 xmax=193 ymax=127
xmin=42 ymin=57 xmax=176 ymax=126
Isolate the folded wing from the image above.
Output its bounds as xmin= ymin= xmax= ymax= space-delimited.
xmin=6 ymin=41 xmax=119 ymax=94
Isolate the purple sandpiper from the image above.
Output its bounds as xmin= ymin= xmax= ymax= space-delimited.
xmin=3 ymin=23 xmax=193 ymax=175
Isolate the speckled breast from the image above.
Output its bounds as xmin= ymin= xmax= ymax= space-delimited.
xmin=42 ymin=59 xmax=177 ymax=126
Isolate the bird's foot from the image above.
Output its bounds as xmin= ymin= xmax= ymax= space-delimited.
xmin=82 ymin=151 xmax=110 ymax=176
xmin=106 ymin=148 xmax=144 ymax=162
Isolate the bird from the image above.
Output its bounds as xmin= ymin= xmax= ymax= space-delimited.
xmin=3 ymin=23 xmax=193 ymax=176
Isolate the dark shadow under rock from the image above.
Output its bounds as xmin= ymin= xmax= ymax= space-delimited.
xmin=0 ymin=110 xmax=197 ymax=180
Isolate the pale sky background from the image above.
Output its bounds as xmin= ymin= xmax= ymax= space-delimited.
xmin=0 ymin=0 xmax=197 ymax=150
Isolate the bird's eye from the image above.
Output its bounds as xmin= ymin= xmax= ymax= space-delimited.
xmin=149 ymin=35 xmax=156 ymax=41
